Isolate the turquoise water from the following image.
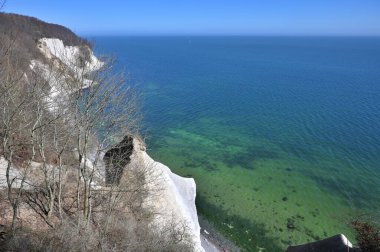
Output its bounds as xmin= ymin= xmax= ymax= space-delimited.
xmin=94 ymin=36 xmax=380 ymax=251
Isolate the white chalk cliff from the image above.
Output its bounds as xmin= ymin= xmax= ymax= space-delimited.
xmin=131 ymin=139 xmax=204 ymax=251
xmin=30 ymin=38 xmax=104 ymax=112
xmin=27 ymin=38 xmax=205 ymax=251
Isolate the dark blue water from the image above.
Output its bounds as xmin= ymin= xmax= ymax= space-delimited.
xmin=94 ymin=36 xmax=380 ymax=250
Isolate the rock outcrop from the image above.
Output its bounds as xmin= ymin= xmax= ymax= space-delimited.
xmin=104 ymin=136 xmax=134 ymax=185
xmin=286 ymin=234 xmax=360 ymax=252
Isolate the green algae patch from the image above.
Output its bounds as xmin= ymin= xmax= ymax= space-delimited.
xmin=148 ymin=118 xmax=371 ymax=250
xmin=197 ymin=195 xmax=283 ymax=252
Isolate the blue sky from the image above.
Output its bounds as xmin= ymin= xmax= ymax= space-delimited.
xmin=4 ymin=0 xmax=380 ymax=36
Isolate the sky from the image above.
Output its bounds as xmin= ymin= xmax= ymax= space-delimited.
xmin=3 ymin=0 xmax=380 ymax=36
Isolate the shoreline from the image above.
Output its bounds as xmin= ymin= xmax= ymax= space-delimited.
xmin=199 ymin=215 xmax=241 ymax=252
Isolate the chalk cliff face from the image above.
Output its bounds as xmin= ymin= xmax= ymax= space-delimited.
xmin=30 ymin=37 xmax=104 ymax=112
xmin=37 ymin=38 xmax=204 ymax=250
xmin=0 ymin=13 xmax=204 ymax=251
xmin=34 ymin=37 xmax=204 ymax=251
xmin=131 ymin=139 xmax=204 ymax=251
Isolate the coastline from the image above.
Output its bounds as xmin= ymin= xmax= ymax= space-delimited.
xmin=199 ymin=215 xmax=241 ymax=252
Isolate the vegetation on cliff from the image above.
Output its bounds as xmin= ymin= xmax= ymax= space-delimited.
xmin=0 ymin=12 xmax=194 ymax=251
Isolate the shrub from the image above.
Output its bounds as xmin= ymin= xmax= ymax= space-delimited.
xmin=352 ymin=219 xmax=380 ymax=252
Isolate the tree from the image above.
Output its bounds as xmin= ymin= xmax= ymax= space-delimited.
xmin=0 ymin=1 xmax=6 ymax=11
xmin=0 ymin=32 xmax=194 ymax=251
xmin=0 ymin=30 xmax=140 ymax=228
xmin=0 ymin=32 xmax=46 ymax=233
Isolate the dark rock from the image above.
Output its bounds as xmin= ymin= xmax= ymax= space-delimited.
xmin=286 ymin=234 xmax=361 ymax=252
xmin=104 ymin=136 xmax=134 ymax=185
xmin=287 ymin=219 xmax=295 ymax=230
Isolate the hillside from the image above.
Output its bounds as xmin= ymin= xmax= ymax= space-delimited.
xmin=0 ymin=13 xmax=89 ymax=70
xmin=0 ymin=13 xmax=204 ymax=252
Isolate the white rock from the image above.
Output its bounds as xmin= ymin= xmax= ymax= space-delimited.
xmin=131 ymin=139 xmax=204 ymax=251
xmin=30 ymin=38 xmax=105 ymax=113
xmin=39 ymin=38 xmax=103 ymax=74
xmin=0 ymin=157 xmax=30 ymax=189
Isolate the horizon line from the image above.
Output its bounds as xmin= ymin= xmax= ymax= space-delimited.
xmin=81 ymin=33 xmax=380 ymax=38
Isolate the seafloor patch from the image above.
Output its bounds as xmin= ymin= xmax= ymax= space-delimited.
xmin=148 ymin=120 xmax=372 ymax=251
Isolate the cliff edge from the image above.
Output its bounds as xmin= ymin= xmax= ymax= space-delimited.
xmin=0 ymin=13 xmax=204 ymax=251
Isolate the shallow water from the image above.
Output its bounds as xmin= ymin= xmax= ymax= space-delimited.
xmin=94 ymin=36 xmax=380 ymax=251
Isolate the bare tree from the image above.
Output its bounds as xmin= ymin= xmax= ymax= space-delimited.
xmin=0 ymin=0 xmax=6 ymax=11
xmin=0 ymin=32 xmax=195 ymax=251
xmin=0 ymin=36 xmax=32 ymax=233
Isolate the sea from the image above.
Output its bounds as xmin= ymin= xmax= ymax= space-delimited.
xmin=93 ymin=36 xmax=380 ymax=251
